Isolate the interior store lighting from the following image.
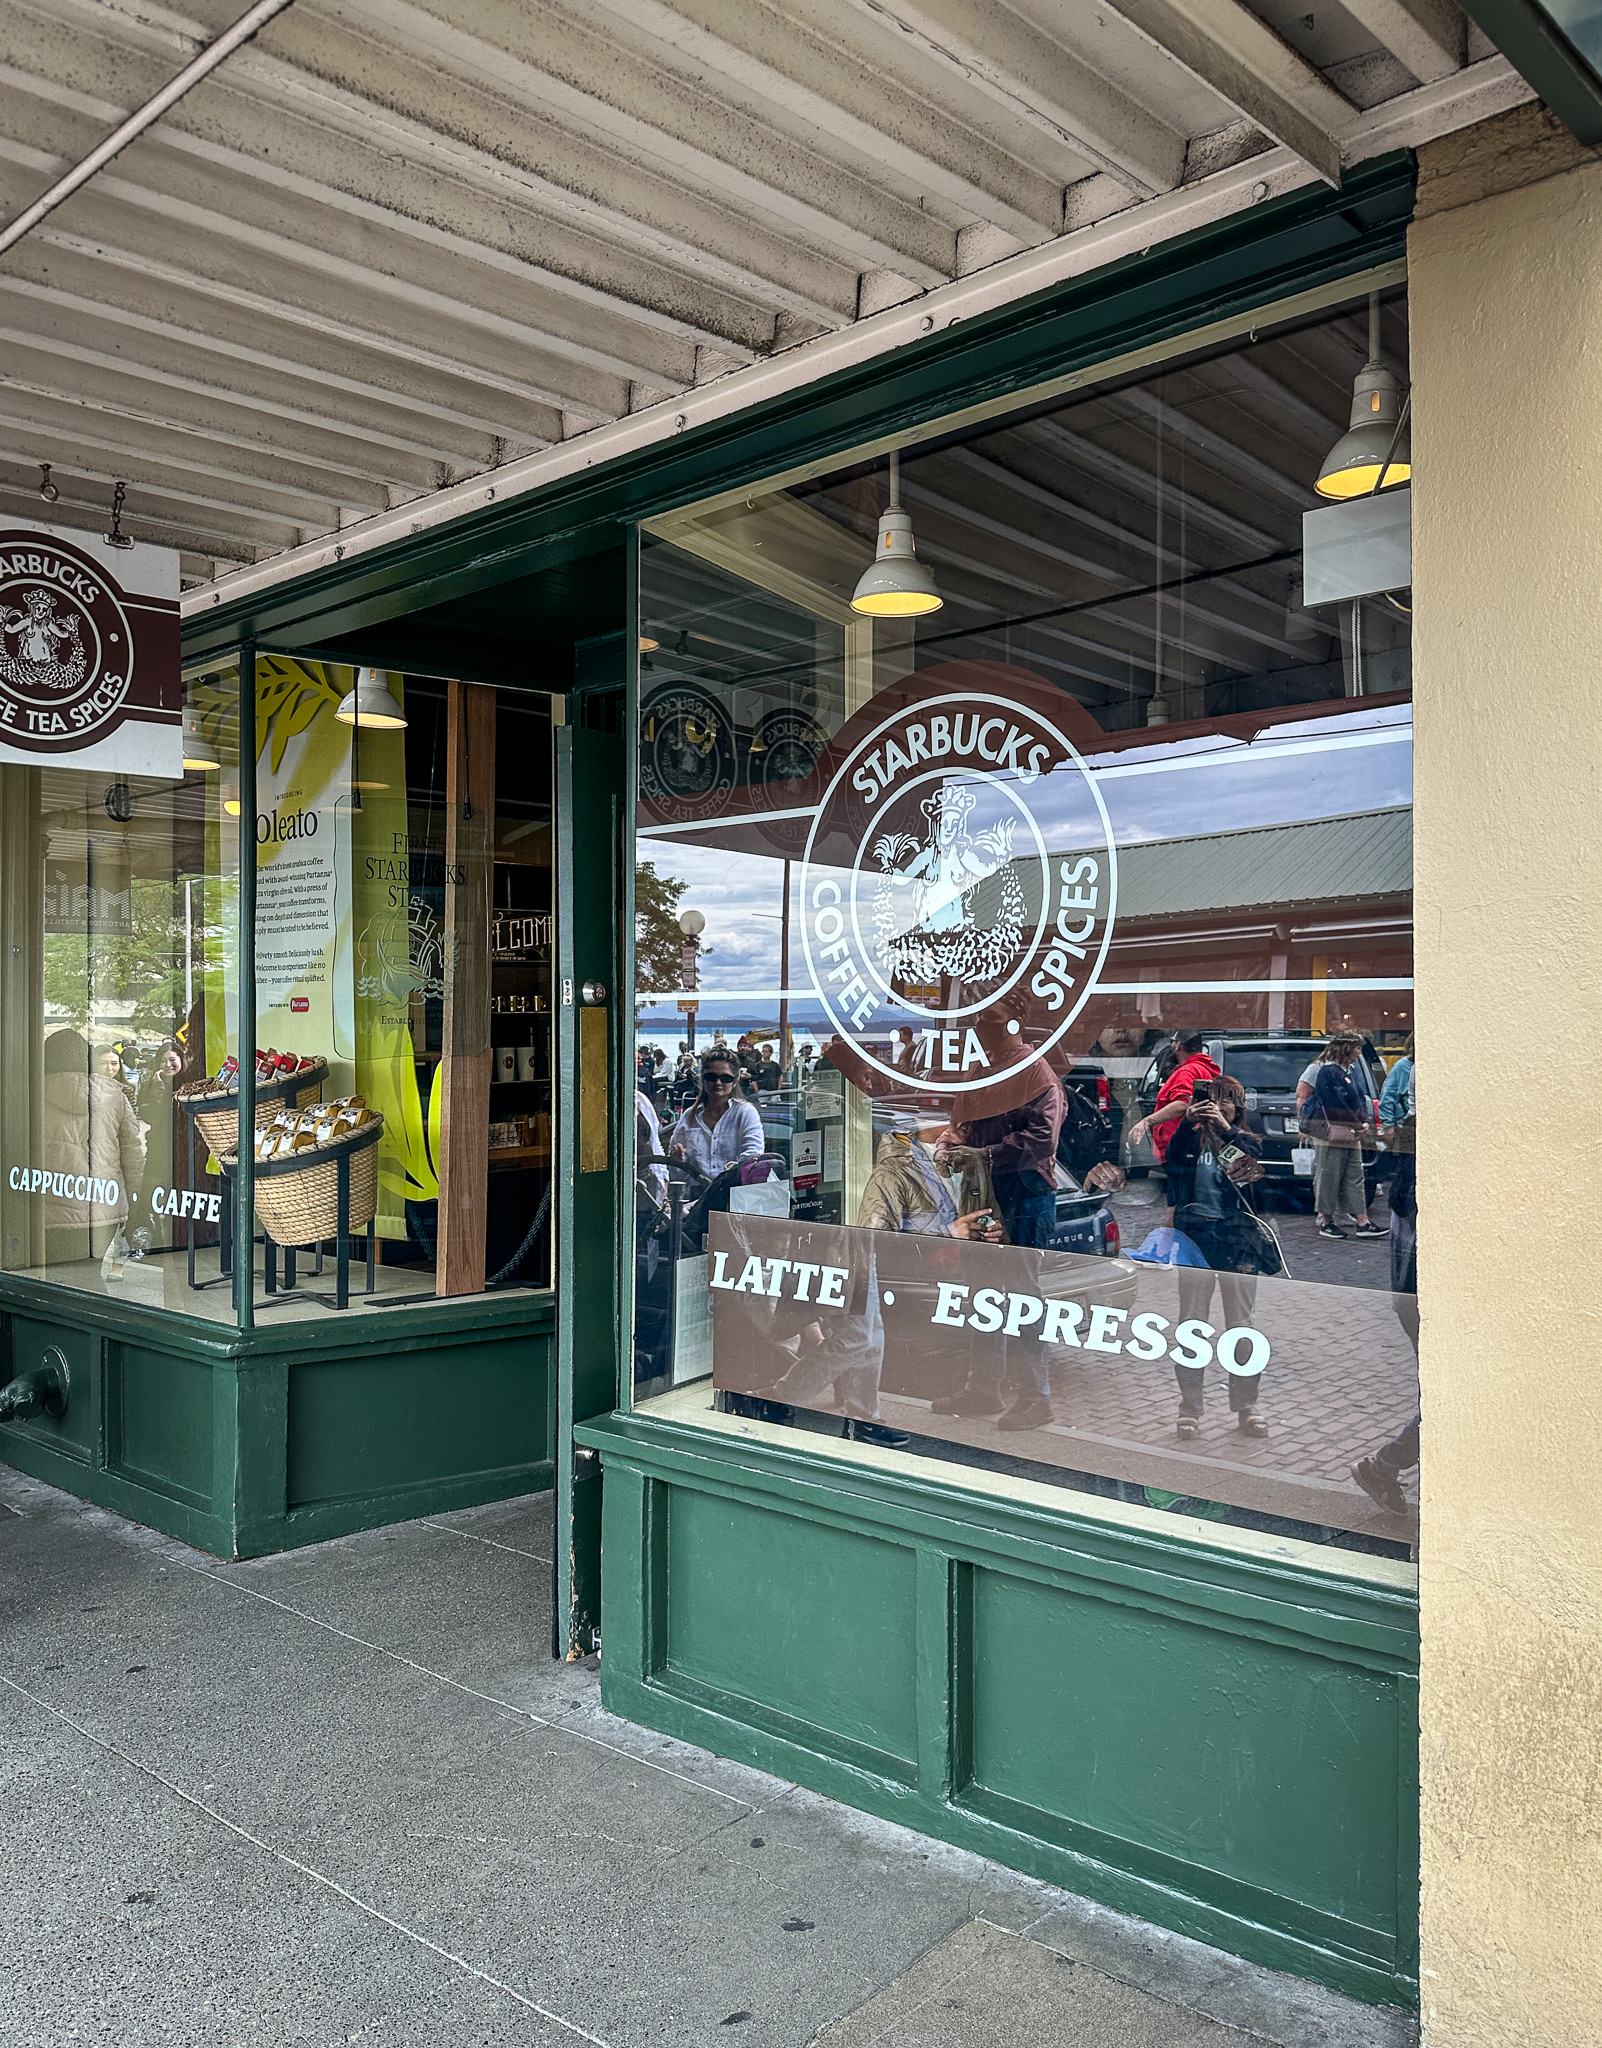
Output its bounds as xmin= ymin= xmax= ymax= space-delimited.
xmin=335 ymin=666 xmax=407 ymax=729
xmin=850 ymin=451 xmax=943 ymax=617
xmin=182 ymin=706 xmax=220 ymax=772
xmin=1316 ymin=294 xmax=1411 ymax=499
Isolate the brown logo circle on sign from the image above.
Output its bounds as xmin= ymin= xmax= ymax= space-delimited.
xmin=0 ymin=531 xmax=133 ymax=751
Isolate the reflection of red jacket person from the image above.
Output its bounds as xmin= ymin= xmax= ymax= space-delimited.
xmin=1151 ymin=1051 xmax=1220 ymax=1162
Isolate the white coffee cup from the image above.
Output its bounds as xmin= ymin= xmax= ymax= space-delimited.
xmin=516 ymin=1045 xmax=538 ymax=1082
xmin=496 ymin=1046 xmax=517 ymax=1084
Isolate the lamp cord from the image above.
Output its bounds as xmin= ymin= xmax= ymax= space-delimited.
xmin=1369 ymin=392 xmax=1411 ymax=496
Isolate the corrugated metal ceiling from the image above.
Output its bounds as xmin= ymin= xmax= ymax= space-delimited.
xmin=0 ymin=0 xmax=1530 ymax=590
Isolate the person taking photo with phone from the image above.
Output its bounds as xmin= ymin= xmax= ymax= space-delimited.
xmin=1163 ymin=1074 xmax=1280 ymax=1439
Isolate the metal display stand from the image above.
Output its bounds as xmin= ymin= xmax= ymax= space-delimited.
xmin=174 ymin=1061 xmax=329 ymax=1292
xmin=221 ymin=1118 xmax=382 ymax=1313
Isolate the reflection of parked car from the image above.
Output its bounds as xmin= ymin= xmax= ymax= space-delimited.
xmin=1049 ymin=1164 xmax=1122 ymax=1258
xmin=1124 ymin=1034 xmax=1385 ymax=1197
xmin=1059 ymin=1063 xmax=1122 ymax=1181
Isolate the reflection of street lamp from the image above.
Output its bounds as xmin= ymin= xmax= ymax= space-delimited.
xmin=678 ymin=908 xmax=705 ymax=1052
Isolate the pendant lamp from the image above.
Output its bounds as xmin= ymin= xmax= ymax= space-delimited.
xmin=335 ymin=666 xmax=407 ymax=729
xmin=182 ymin=705 xmax=220 ymax=772
xmin=1316 ymin=294 xmax=1411 ymax=500
xmin=850 ymin=452 xmax=943 ymax=617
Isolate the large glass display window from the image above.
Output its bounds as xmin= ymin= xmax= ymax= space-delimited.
xmin=632 ymin=277 xmax=1418 ymax=1563
xmin=0 ymin=660 xmax=241 ymax=1310
xmin=0 ymin=658 xmax=555 ymax=1323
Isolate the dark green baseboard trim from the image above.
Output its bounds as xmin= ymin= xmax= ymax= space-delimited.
xmin=0 ymin=1424 xmax=232 ymax=1553
xmin=260 ymin=1460 xmax=555 ymax=1558
xmin=582 ymin=1410 xmax=1420 ymax=2014
xmin=602 ymin=1664 xmax=1407 ymax=2009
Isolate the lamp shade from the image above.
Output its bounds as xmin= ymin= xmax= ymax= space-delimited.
xmin=335 ymin=667 xmax=407 ymax=729
xmin=182 ymin=707 xmax=220 ymax=772
xmin=1316 ymin=363 xmax=1410 ymax=499
xmin=850 ymin=510 xmax=943 ymax=617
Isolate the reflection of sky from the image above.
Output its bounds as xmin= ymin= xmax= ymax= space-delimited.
xmin=639 ymin=713 xmax=1413 ymax=1018
xmin=1102 ymin=729 xmax=1411 ymax=844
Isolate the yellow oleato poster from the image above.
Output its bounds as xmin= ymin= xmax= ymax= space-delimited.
xmin=248 ymin=659 xmax=433 ymax=1238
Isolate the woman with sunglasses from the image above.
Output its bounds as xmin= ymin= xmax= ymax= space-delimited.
xmin=668 ymin=1050 xmax=765 ymax=1181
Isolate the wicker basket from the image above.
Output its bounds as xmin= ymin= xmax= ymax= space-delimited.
xmin=223 ymin=1114 xmax=382 ymax=1248
xmin=177 ymin=1060 xmax=329 ymax=1157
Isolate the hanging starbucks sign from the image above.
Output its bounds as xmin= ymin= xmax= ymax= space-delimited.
xmin=0 ymin=523 xmax=181 ymax=774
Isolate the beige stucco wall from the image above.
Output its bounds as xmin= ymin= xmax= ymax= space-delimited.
xmin=1411 ymin=116 xmax=1602 ymax=2046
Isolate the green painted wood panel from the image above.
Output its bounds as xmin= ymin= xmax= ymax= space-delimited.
xmin=965 ymin=1567 xmax=1400 ymax=1953
xmin=1 ymin=1286 xmax=557 ymax=1556
xmin=285 ymin=1334 xmax=550 ymax=1508
xmin=115 ymin=1344 xmax=214 ymax=1508
xmin=665 ymin=1488 xmax=920 ymax=1772
xmin=5 ymin=1314 xmax=96 ymax=1465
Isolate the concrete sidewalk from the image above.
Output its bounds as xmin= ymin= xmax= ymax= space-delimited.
xmin=0 ymin=1469 xmax=1417 ymax=2048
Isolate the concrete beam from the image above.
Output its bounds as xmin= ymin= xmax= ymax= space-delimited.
xmin=827 ymin=0 xmax=1186 ymax=196
xmin=1101 ymin=0 xmax=1353 ymax=182
xmin=1340 ymin=0 xmax=1467 ymax=85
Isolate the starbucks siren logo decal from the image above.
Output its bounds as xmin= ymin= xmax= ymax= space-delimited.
xmin=0 ymin=532 xmax=136 ymax=751
xmin=800 ymin=689 xmax=1117 ymax=1093
xmin=640 ymin=682 xmax=737 ymax=823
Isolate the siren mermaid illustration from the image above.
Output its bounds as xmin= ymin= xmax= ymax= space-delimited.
xmin=0 ymin=589 xmax=88 ymax=693
xmin=872 ymin=784 xmax=1025 ymax=986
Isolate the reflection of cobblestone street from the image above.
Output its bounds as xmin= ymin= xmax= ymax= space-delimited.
xmin=877 ymin=1182 xmax=1419 ymax=1545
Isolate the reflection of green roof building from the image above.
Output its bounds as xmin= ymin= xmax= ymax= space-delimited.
xmin=1101 ymin=809 xmax=1412 ymax=1036
xmin=1108 ymin=808 xmax=1410 ymax=925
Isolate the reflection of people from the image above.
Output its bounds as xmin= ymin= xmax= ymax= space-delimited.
xmin=635 ymin=1087 xmax=667 ymax=1199
xmin=938 ymin=1067 xmax=1063 ymax=1430
xmin=1307 ymin=1033 xmax=1383 ymax=1241
xmin=1127 ymin=1029 xmax=1218 ymax=1165
xmin=99 ymin=1043 xmax=136 ymax=1107
xmin=1353 ymin=1060 xmax=1419 ymax=1516
xmin=1092 ymin=1021 xmax=1141 ymax=1058
xmin=944 ymin=1067 xmax=1062 ymax=1249
xmin=757 ymin=1123 xmax=1003 ymax=1449
xmin=633 ymin=1086 xmax=672 ymax=1384
xmin=857 ymin=1125 xmax=1002 ymax=1244
xmin=669 ymin=1051 xmax=764 ymax=1178
xmin=870 ymin=1122 xmax=1004 ymax=1439
xmin=1163 ymin=1076 xmax=1276 ymax=1439
xmin=136 ymin=1041 xmax=183 ymax=1238
xmin=42 ymin=1029 xmax=146 ymax=1266
xmin=1378 ymin=1035 xmax=1414 ymax=1138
